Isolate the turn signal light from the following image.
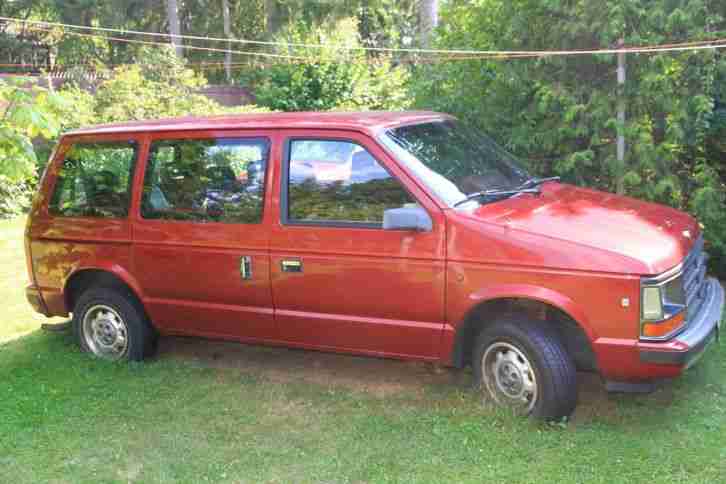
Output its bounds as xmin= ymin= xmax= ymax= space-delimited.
xmin=642 ymin=312 xmax=686 ymax=339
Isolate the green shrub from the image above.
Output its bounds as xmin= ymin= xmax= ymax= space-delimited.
xmin=0 ymin=78 xmax=66 ymax=183
xmin=0 ymin=176 xmax=33 ymax=219
xmin=248 ymin=18 xmax=410 ymax=112
xmin=0 ymin=78 xmax=68 ymax=218
xmin=57 ymin=46 xmax=267 ymax=127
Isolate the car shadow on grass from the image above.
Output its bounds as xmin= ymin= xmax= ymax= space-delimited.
xmin=152 ymin=335 xmax=681 ymax=426
xmin=5 ymin=324 xmax=688 ymax=426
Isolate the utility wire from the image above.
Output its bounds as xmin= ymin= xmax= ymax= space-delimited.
xmin=23 ymin=24 xmax=308 ymax=61
xmin=13 ymin=22 xmax=725 ymax=66
xmin=19 ymin=23 xmax=536 ymax=64
xmin=3 ymin=15 xmax=726 ymax=58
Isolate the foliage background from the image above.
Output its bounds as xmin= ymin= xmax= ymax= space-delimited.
xmin=0 ymin=78 xmax=67 ymax=217
xmin=411 ymin=0 xmax=726 ymax=277
xmin=0 ymin=46 xmax=265 ymax=217
xmin=246 ymin=18 xmax=411 ymax=112
xmin=0 ymin=0 xmax=724 ymax=276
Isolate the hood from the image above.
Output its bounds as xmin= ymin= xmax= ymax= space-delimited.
xmin=462 ymin=183 xmax=699 ymax=275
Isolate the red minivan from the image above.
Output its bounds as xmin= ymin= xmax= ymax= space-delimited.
xmin=24 ymin=112 xmax=724 ymax=419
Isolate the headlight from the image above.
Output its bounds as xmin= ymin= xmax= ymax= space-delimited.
xmin=640 ymin=270 xmax=687 ymax=340
xmin=642 ymin=286 xmax=663 ymax=320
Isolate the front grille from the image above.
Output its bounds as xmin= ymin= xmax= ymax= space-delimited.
xmin=683 ymin=235 xmax=708 ymax=320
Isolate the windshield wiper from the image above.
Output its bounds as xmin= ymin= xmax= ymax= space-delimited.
xmin=453 ymin=187 xmax=541 ymax=208
xmin=519 ymin=176 xmax=560 ymax=189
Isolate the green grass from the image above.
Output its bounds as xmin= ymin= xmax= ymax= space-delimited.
xmin=1 ymin=217 xmax=726 ymax=483
xmin=0 ymin=217 xmax=63 ymax=341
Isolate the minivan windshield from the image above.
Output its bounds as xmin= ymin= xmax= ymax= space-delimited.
xmin=380 ymin=120 xmax=532 ymax=207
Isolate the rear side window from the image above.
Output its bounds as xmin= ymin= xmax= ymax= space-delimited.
xmin=286 ymin=139 xmax=414 ymax=225
xmin=49 ymin=141 xmax=137 ymax=218
xmin=140 ymin=138 xmax=269 ymax=224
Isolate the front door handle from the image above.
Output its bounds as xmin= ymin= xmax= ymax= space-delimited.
xmin=281 ymin=259 xmax=302 ymax=273
xmin=240 ymin=255 xmax=252 ymax=280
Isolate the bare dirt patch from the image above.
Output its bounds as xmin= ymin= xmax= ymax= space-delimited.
xmin=156 ymin=336 xmax=470 ymax=398
xmin=156 ymin=336 xmax=638 ymax=424
xmin=571 ymin=372 xmax=618 ymax=424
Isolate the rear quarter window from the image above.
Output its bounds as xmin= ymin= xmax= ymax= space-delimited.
xmin=48 ymin=141 xmax=138 ymax=218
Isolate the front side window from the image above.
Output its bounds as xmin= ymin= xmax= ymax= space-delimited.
xmin=380 ymin=120 xmax=531 ymax=207
xmin=141 ymin=138 xmax=269 ymax=224
xmin=286 ymin=139 xmax=414 ymax=225
xmin=49 ymin=141 xmax=137 ymax=218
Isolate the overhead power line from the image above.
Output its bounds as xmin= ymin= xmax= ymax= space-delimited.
xmin=23 ymin=24 xmax=307 ymax=61
xmin=2 ymin=16 xmax=726 ymax=59
xmin=13 ymin=23 xmax=536 ymax=64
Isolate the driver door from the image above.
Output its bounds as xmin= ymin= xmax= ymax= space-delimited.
xmin=270 ymin=130 xmax=446 ymax=359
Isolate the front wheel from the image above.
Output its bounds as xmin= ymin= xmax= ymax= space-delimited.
xmin=473 ymin=316 xmax=577 ymax=420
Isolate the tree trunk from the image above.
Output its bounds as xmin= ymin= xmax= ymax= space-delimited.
xmin=419 ymin=0 xmax=438 ymax=48
xmin=166 ymin=0 xmax=183 ymax=57
xmin=222 ymin=0 xmax=232 ymax=83
xmin=265 ymin=0 xmax=283 ymax=38
xmin=616 ymin=38 xmax=626 ymax=195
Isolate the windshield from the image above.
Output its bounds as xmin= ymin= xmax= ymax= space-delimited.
xmin=380 ymin=120 xmax=531 ymax=207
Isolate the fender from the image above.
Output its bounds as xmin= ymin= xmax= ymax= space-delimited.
xmin=445 ymin=283 xmax=596 ymax=367
xmin=62 ymin=261 xmax=145 ymax=312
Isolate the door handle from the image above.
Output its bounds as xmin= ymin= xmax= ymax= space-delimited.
xmin=240 ymin=255 xmax=252 ymax=279
xmin=281 ymin=259 xmax=302 ymax=273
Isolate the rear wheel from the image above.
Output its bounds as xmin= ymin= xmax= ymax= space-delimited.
xmin=72 ymin=287 xmax=156 ymax=361
xmin=473 ymin=315 xmax=577 ymax=420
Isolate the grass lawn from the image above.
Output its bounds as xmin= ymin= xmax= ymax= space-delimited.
xmin=0 ymin=217 xmax=63 ymax=341
xmin=2 ymin=217 xmax=726 ymax=483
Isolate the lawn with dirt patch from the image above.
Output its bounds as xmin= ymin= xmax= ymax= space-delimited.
xmin=1 ymin=217 xmax=726 ymax=483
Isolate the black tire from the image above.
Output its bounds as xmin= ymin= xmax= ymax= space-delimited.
xmin=72 ymin=286 xmax=157 ymax=361
xmin=472 ymin=315 xmax=577 ymax=420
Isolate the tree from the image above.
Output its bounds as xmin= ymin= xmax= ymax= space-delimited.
xmin=166 ymin=0 xmax=183 ymax=57
xmin=265 ymin=0 xmax=283 ymax=38
xmin=0 ymin=77 xmax=68 ymax=216
xmin=0 ymin=78 xmax=65 ymax=182
xmin=357 ymin=0 xmax=418 ymax=52
xmin=221 ymin=0 xmax=232 ymax=83
xmin=50 ymin=1 xmax=170 ymax=66
xmin=0 ymin=0 xmax=417 ymax=82
xmin=418 ymin=0 xmax=438 ymax=47
xmin=413 ymin=0 xmax=726 ymax=276
xmin=248 ymin=18 xmax=410 ymax=112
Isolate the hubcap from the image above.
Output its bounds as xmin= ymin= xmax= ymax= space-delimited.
xmin=482 ymin=342 xmax=537 ymax=413
xmin=81 ymin=304 xmax=128 ymax=360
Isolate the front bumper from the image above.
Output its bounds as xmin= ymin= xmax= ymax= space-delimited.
xmin=639 ymin=277 xmax=724 ymax=367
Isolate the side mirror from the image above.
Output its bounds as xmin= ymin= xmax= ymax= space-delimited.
xmin=383 ymin=206 xmax=432 ymax=232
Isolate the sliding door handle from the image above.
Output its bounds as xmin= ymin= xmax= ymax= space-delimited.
xmin=281 ymin=259 xmax=302 ymax=273
xmin=240 ymin=256 xmax=252 ymax=280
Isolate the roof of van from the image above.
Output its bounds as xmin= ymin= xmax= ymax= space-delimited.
xmin=65 ymin=111 xmax=452 ymax=136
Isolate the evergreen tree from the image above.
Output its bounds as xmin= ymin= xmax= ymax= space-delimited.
xmin=414 ymin=0 xmax=726 ymax=275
